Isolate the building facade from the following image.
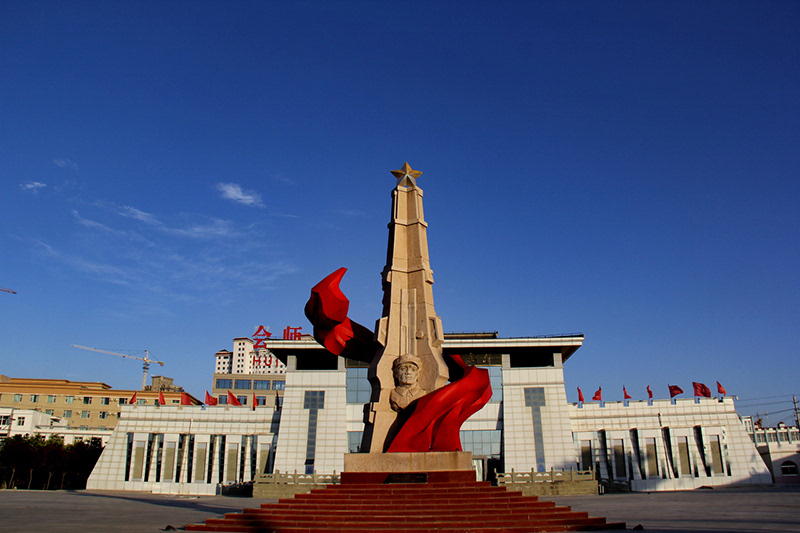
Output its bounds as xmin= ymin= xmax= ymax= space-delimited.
xmin=86 ymin=331 xmax=772 ymax=494
xmin=742 ymin=419 xmax=800 ymax=484
xmin=0 ymin=375 xmax=200 ymax=434
xmin=211 ymin=336 xmax=287 ymax=407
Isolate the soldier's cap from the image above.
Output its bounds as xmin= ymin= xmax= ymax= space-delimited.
xmin=392 ymin=354 xmax=422 ymax=369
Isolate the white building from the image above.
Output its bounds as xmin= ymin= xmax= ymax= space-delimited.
xmin=87 ymin=331 xmax=772 ymax=494
xmin=742 ymin=419 xmax=800 ymax=484
xmin=1 ymin=408 xmax=113 ymax=446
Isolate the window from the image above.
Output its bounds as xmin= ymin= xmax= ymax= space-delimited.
xmin=486 ymin=366 xmax=503 ymax=402
xmin=101 ymin=397 xmax=110 ymax=405
xmin=119 ymin=398 xmax=127 ymax=405
xmin=17 ymin=417 xmax=25 ymax=426
xmin=254 ymin=380 xmax=271 ymax=390
xmin=459 ymin=430 xmax=502 ymax=457
xmin=99 ymin=412 xmax=109 ymax=419
xmin=781 ymin=461 xmax=798 ymax=476
xmin=215 ymin=379 xmax=233 ymax=389
xmin=81 ymin=411 xmax=90 ymax=419
xmin=237 ymin=395 xmax=247 ymax=405
xmin=13 ymin=394 xmax=22 ymax=402
xmin=30 ymin=394 xmax=39 ymax=403
xmin=348 ymin=431 xmax=363 ymax=453
xmin=63 ymin=410 xmax=72 ymax=418
xmin=234 ymin=379 xmax=252 ymax=390
xmin=65 ymin=396 xmax=74 ymax=404
xmin=83 ymin=397 xmax=92 ymax=404
xmin=256 ymin=396 xmax=267 ymax=406
xmin=47 ymin=395 xmax=57 ymax=403
xmin=779 ymin=432 xmax=788 ymax=442
xmin=137 ymin=399 xmax=146 ymax=405
xmin=272 ymin=381 xmax=285 ymax=390
xmin=767 ymin=432 xmax=778 ymax=443
xmin=346 ymin=367 xmax=371 ymax=404
xmin=45 ymin=409 xmax=54 ymax=415
xmin=219 ymin=395 xmax=228 ymax=405
xmin=0 ymin=416 xmax=9 ymax=425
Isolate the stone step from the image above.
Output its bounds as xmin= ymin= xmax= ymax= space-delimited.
xmin=263 ymin=499 xmax=558 ymax=512
xmin=234 ymin=508 xmax=583 ymax=521
xmin=243 ymin=503 xmax=563 ymax=517
xmin=186 ymin=520 xmax=624 ymax=533
xmin=186 ymin=480 xmax=625 ymax=533
xmin=196 ymin=515 xmax=610 ymax=530
xmin=280 ymin=493 xmax=534 ymax=505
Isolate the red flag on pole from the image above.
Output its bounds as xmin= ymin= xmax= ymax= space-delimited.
xmin=227 ymin=390 xmax=242 ymax=406
xmin=577 ymin=387 xmax=584 ymax=402
xmin=180 ymin=392 xmax=192 ymax=405
xmin=646 ymin=385 xmax=653 ymax=399
xmin=693 ymin=382 xmax=712 ymax=398
xmin=623 ymin=387 xmax=632 ymax=400
xmin=158 ymin=391 xmax=166 ymax=406
xmin=204 ymin=391 xmax=218 ymax=405
xmin=252 ymin=392 xmax=257 ymax=411
xmin=592 ymin=387 xmax=602 ymax=401
xmin=717 ymin=381 xmax=727 ymax=396
xmin=668 ymin=385 xmax=683 ymax=398
xmin=129 ymin=392 xmax=138 ymax=405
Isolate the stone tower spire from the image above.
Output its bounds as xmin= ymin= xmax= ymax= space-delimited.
xmin=363 ymin=163 xmax=449 ymax=452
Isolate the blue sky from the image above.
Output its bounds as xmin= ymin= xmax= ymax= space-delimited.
xmin=2 ymin=1 xmax=798 ymax=423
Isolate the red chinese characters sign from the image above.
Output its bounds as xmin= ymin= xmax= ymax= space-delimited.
xmin=283 ymin=326 xmax=302 ymax=340
xmin=253 ymin=325 xmax=272 ymax=350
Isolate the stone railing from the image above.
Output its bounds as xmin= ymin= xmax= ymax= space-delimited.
xmin=495 ymin=468 xmax=597 ymax=496
xmin=257 ymin=469 xmax=341 ymax=485
xmin=496 ymin=467 xmax=595 ymax=485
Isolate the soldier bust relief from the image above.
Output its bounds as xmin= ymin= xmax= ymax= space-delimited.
xmin=389 ymin=355 xmax=428 ymax=411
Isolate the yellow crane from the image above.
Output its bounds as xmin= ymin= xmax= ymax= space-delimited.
xmin=71 ymin=344 xmax=164 ymax=390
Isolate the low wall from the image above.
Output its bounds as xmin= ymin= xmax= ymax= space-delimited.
xmin=497 ymin=468 xmax=598 ymax=496
xmin=253 ymin=470 xmax=339 ymax=499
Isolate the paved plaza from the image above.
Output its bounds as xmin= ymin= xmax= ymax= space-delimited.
xmin=0 ymin=485 xmax=798 ymax=533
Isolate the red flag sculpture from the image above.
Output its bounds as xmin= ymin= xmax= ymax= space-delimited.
xmin=623 ymin=387 xmax=632 ymax=400
xmin=158 ymin=391 xmax=166 ymax=406
xmin=204 ymin=391 xmax=218 ymax=405
xmin=717 ymin=381 xmax=727 ymax=396
xmin=646 ymin=385 xmax=653 ymax=399
xmin=252 ymin=392 xmax=257 ymax=410
xmin=227 ymin=390 xmax=242 ymax=406
xmin=693 ymin=382 xmax=712 ymax=398
xmin=129 ymin=392 xmax=138 ymax=405
xmin=592 ymin=387 xmax=602 ymax=401
xmin=577 ymin=387 xmax=584 ymax=402
xmin=668 ymin=385 xmax=683 ymax=398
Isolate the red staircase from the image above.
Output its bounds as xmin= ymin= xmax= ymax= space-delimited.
xmin=186 ymin=480 xmax=626 ymax=532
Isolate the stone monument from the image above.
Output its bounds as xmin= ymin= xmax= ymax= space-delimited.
xmin=304 ymin=163 xmax=492 ymax=478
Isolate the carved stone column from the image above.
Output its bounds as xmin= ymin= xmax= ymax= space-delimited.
xmin=362 ymin=163 xmax=448 ymax=452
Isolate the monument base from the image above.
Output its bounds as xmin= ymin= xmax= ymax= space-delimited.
xmin=341 ymin=451 xmax=475 ymax=484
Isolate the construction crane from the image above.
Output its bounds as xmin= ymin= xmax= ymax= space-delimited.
xmin=71 ymin=344 xmax=164 ymax=390
xmin=1 ymin=287 xmax=17 ymax=294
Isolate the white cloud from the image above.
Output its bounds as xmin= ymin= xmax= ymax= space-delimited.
xmin=165 ymin=218 xmax=236 ymax=239
xmin=119 ymin=206 xmax=162 ymax=226
xmin=53 ymin=159 xmax=79 ymax=171
xmin=216 ymin=182 xmax=265 ymax=207
xmin=71 ymin=210 xmax=124 ymax=234
xmin=20 ymin=181 xmax=47 ymax=193
xmin=35 ymin=241 xmax=131 ymax=284
xmin=272 ymin=174 xmax=297 ymax=186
